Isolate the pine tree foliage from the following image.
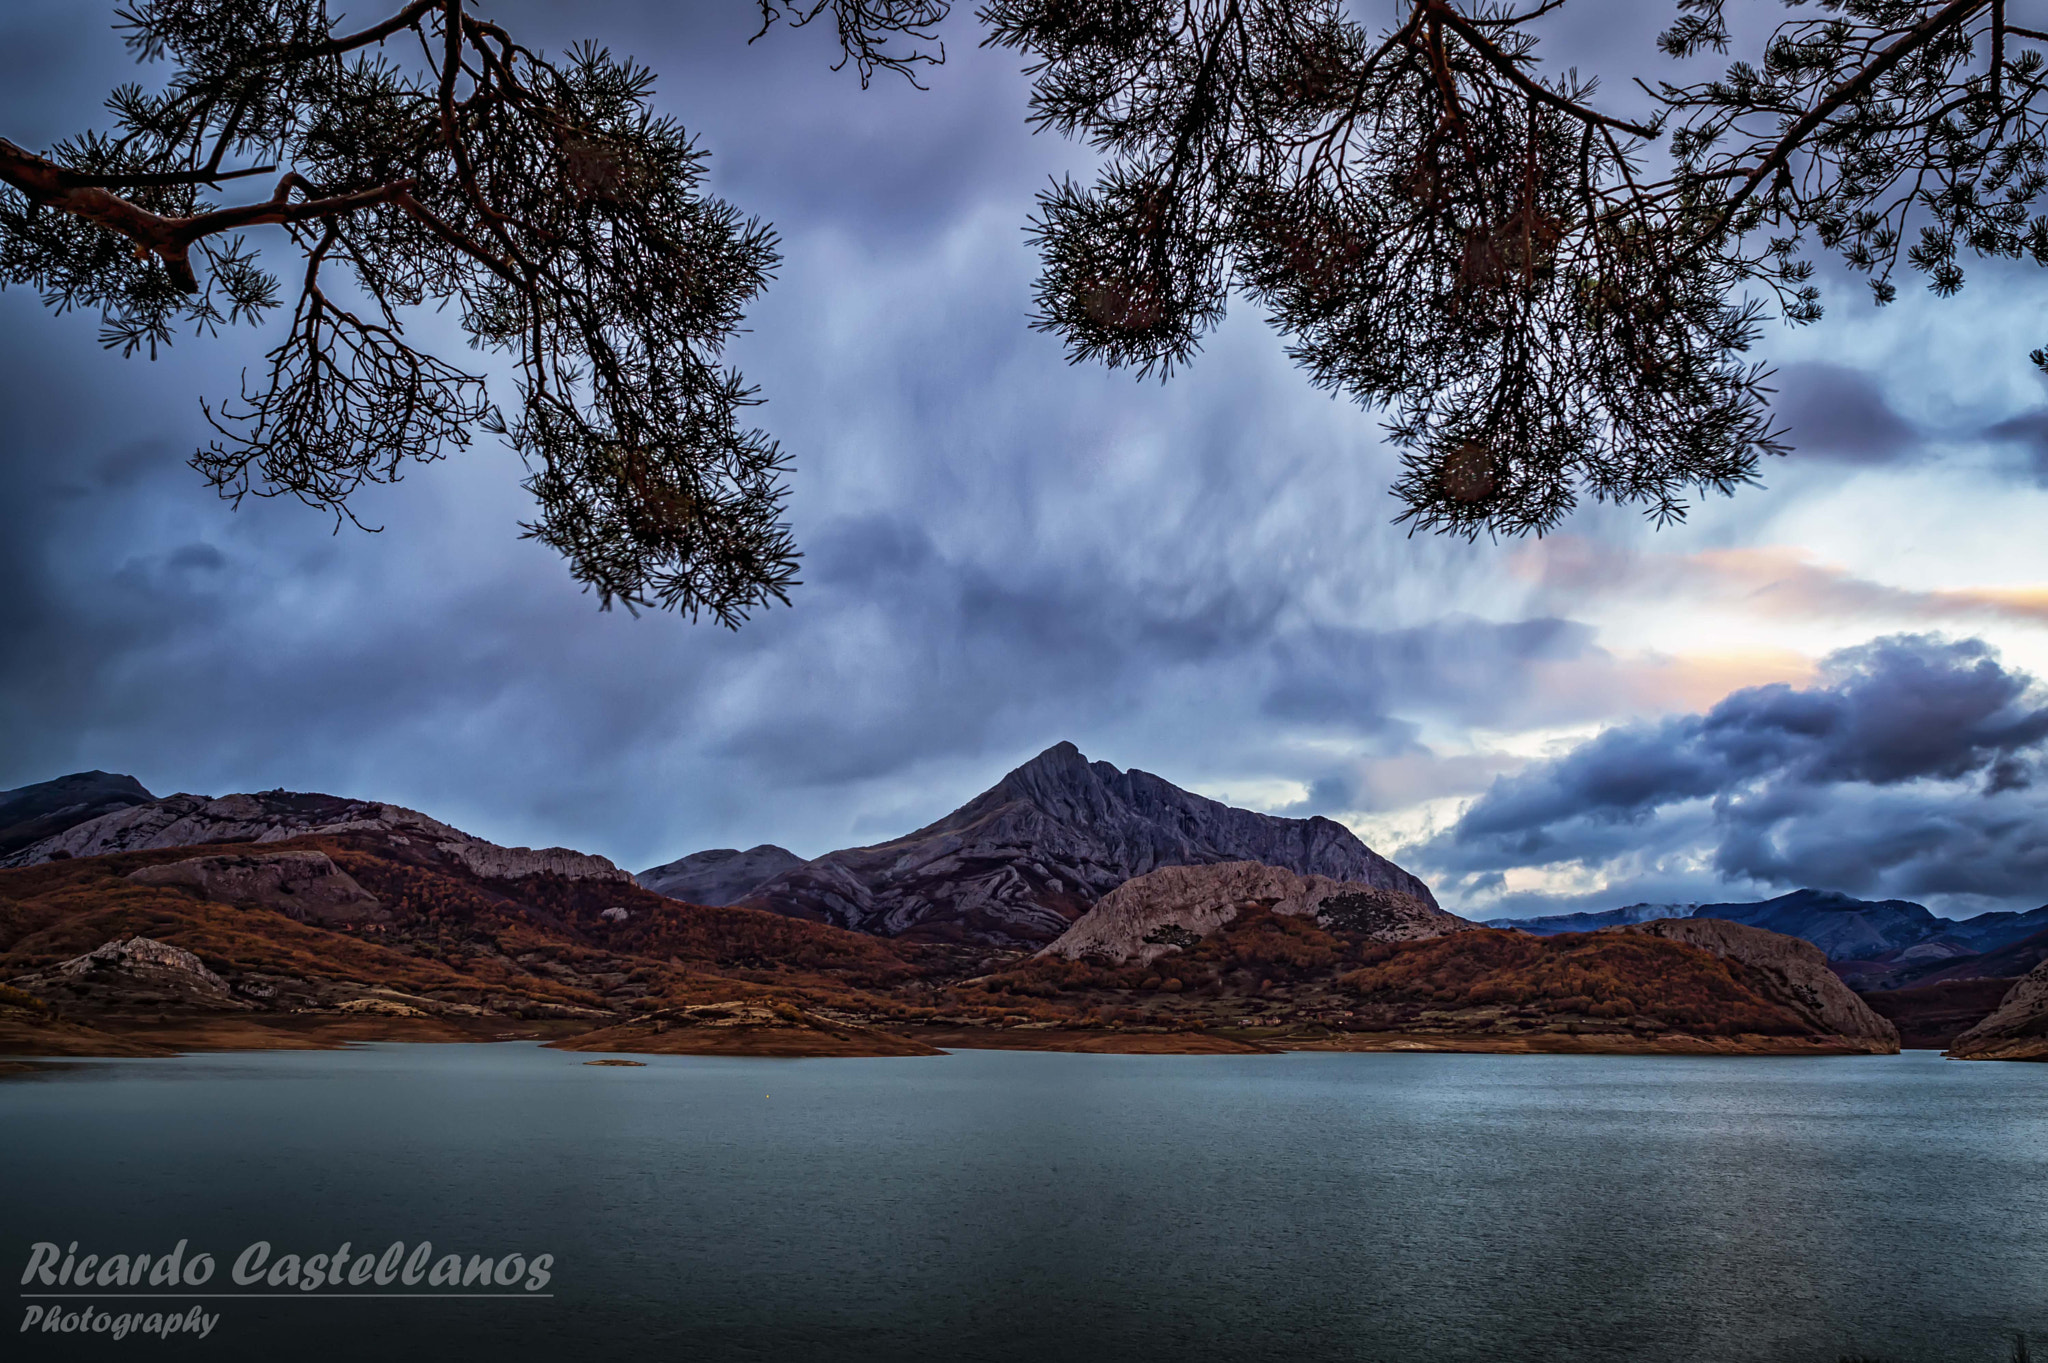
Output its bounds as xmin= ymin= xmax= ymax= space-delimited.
xmin=0 ymin=0 xmax=826 ymax=623
xmin=7 ymin=2 xmax=2047 ymax=583
xmin=978 ymin=0 xmax=2048 ymax=535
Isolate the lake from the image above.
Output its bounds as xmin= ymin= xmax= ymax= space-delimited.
xmin=4 ymin=1045 xmax=2046 ymax=1363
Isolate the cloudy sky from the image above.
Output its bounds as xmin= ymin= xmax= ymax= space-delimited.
xmin=5 ymin=1 xmax=2048 ymax=920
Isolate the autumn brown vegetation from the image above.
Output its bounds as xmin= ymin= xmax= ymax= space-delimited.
xmin=961 ymin=904 xmax=1835 ymax=1041
xmin=0 ymin=840 xmax=1872 ymax=1053
xmin=1336 ymin=929 xmax=1821 ymax=1037
xmin=0 ymin=834 xmax=949 ymax=1028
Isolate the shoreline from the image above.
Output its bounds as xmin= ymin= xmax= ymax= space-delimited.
xmin=0 ymin=1012 xmax=1903 ymax=1062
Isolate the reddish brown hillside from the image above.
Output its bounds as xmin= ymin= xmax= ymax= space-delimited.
xmin=0 ymin=843 xmax=1896 ymax=1057
xmin=961 ymin=910 xmax=1890 ymax=1049
xmin=0 ymin=833 xmax=953 ymax=1033
xmin=1337 ymin=930 xmax=1829 ymax=1038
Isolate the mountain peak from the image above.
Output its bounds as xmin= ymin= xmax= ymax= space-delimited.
xmin=637 ymin=844 xmax=807 ymax=906
xmin=1005 ymin=740 xmax=1096 ymax=787
xmin=0 ymin=771 xmax=159 ymax=860
xmin=735 ymin=743 xmax=1436 ymax=946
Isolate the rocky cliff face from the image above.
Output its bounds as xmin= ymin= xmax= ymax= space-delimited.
xmin=638 ymin=845 xmax=807 ymax=906
xmin=1622 ymin=918 xmax=1899 ymax=1050
xmin=126 ymin=851 xmax=388 ymax=925
xmin=739 ymin=741 xmax=1436 ymax=946
xmin=1042 ymin=861 xmax=1471 ymax=965
xmin=2 ymin=790 xmax=629 ymax=884
xmin=1947 ymin=958 xmax=2048 ymax=1059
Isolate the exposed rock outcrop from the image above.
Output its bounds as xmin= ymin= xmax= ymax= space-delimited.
xmin=439 ymin=841 xmax=627 ymax=883
xmin=1622 ymin=918 xmax=1898 ymax=1050
xmin=126 ymin=851 xmax=388 ymax=925
xmin=638 ymin=845 xmax=807 ymax=906
xmin=1948 ymin=958 xmax=2048 ymax=1059
xmin=3 ymin=789 xmax=629 ymax=884
xmin=1042 ymin=861 xmax=1473 ymax=965
xmin=11 ymin=936 xmax=250 ymax=1011
xmin=0 ymin=771 xmax=155 ymax=859
xmin=740 ymin=742 xmax=1436 ymax=946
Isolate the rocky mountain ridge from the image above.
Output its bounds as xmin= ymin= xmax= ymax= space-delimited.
xmin=720 ymin=742 xmax=1436 ymax=946
xmin=1498 ymin=888 xmax=2048 ymax=982
xmin=637 ymin=845 xmax=806 ymax=906
xmin=2 ymin=789 xmax=630 ymax=885
xmin=0 ymin=771 xmax=157 ymax=859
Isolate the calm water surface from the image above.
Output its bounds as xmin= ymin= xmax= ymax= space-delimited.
xmin=3 ymin=1045 xmax=2045 ymax=1363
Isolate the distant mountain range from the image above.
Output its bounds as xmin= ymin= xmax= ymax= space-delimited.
xmin=640 ymin=742 xmax=1436 ymax=947
xmin=10 ymin=755 xmax=2048 ymax=1057
xmin=1488 ymin=903 xmax=1684 ymax=935
xmin=1494 ymin=889 xmax=2048 ymax=990
xmin=0 ymin=781 xmax=629 ymax=883
xmin=3 ymin=746 xmax=1436 ymax=951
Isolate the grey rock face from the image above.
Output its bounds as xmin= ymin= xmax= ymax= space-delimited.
xmin=0 ymin=771 xmax=155 ymax=859
xmin=440 ymin=841 xmax=628 ymax=883
xmin=1622 ymin=918 xmax=1899 ymax=1050
xmin=3 ymin=789 xmax=629 ymax=884
xmin=1041 ymin=861 xmax=1471 ymax=965
xmin=11 ymin=936 xmax=250 ymax=1011
xmin=638 ymin=845 xmax=807 ymax=905
xmin=126 ymin=851 xmax=388 ymax=925
xmin=741 ymin=741 xmax=1437 ymax=946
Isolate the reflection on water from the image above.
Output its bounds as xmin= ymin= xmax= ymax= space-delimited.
xmin=4 ymin=1046 xmax=2045 ymax=1363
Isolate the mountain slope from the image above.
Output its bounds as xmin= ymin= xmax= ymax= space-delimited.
xmin=1622 ymin=919 xmax=1897 ymax=1048
xmin=1948 ymin=957 xmax=2048 ymax=1060
xmin=0 ymin=826 xmax=939 ymax=1047
xmin=0 ymin=772 xmax=155 ymax=859
xmin=1 ymin=788 xmax=628 ymax=883
xmin=638 ymin=845 xmax=806 ymax=906
xmin=735 ymin=742 xmax=1435 ymax=946
xmin=979 ymin=913 xmax=1898 ymax=1054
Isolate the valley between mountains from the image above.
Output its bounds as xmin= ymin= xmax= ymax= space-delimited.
xmin=3 ymin=743 xmax=2045 ymax=1062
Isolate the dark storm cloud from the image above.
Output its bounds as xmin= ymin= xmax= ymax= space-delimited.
xmin=1768 ymin=361 xmax=1920 ymax=464
xmin=1261 ymin=618 xmax=1595 ymax=727
xmin=1424 ymin=635 xmax=2048 ymax=910
xmin=1982 ymin=409 xmax=2048 ymax=484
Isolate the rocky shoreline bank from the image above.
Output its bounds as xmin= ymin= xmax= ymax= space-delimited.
xmin=0 ymin=1007 xmax=1905 ymax=1063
